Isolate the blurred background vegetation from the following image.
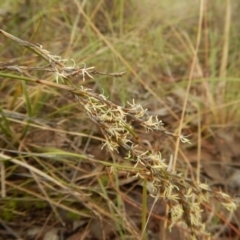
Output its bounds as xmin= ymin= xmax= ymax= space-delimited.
xmin=1 ymin=0 xmax=240 ymax=239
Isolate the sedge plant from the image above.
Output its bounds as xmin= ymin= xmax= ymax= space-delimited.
xmin=0 ymin=29 xmax=238 ymax=239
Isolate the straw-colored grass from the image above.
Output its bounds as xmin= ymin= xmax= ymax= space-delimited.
xmin=0 ymin=1 xmax=240 ymax=239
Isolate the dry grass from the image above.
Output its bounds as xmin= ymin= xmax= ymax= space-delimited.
xmin=0 ymin=0 xmax=240 ymax=239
